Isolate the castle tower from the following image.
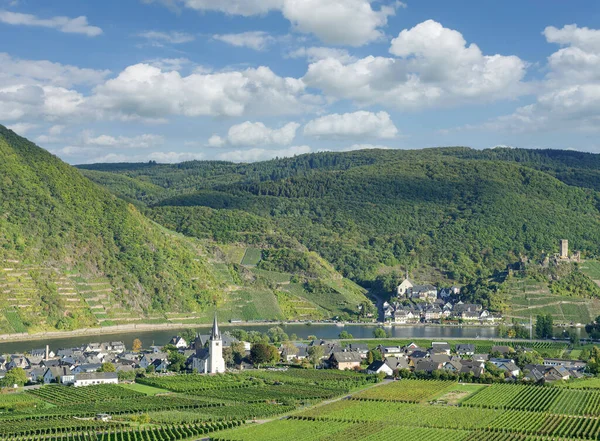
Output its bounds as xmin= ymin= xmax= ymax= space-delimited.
xmin=560 ymin=239 xmax=569 ymax=259
xmin=208 ymin=314 xmax=225 ymax=374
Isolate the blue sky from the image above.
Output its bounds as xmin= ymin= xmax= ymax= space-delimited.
xmin=1 ymin=0 xmax=599 ymax=164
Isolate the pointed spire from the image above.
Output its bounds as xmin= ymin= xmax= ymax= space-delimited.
xmin=211 ymin=313 xmax=220 ymax=340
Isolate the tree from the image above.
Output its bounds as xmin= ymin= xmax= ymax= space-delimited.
xmin=373 ymin=328 xmax=387 ymax=338
xmin=167 ymin=352 xmax=187 ymax=372
xmin=267 ymin=327 xmax=289 ymax=344
xmin=281 ymin=340 xmax=299 ymax=359
xmin=230 ymin=341 xmax=247 ymax=365
xmin=307 ymin=335 xmax=317 ymax=341
xmin=535 ymin=314 xmax=554 ymax=339
xmin=132 ymin=338 xmax=143 ymax=353
xmin=307 ymin=345 xmax=324 ymax=368
xmin=250 ymin=343 xmax=279 ymax=366
xmin=565 ymin=329 xmax=580 ymax=346
xmin=99 ymin=362 xmax=116 ymax=373
xmin=359 ymin=300 xmax=376 ymax=319
xmin=1 ymin=368 xmax=27 ymax=387
xmin=180 ymin=329 xmax=196 ymax=345
xmin=223 ymin=347 xmax=234 ymax=367
xmin=338 ymin=331 xmax=353 ymax=339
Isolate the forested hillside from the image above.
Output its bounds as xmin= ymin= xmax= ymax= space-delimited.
xmin=80 ymin=149 xmax=600 ymax=285
xmin=0 ymin=126 xmax=367 ymax=334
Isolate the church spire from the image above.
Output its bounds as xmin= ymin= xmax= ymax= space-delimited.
xmin=210 ymin=313 xmax=220 ymax=340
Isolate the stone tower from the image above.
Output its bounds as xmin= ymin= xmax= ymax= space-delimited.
xmin=208 ymin=313 xmax=225 ymax=374
xmin=560 ymin=239 xmax=569 ymax=259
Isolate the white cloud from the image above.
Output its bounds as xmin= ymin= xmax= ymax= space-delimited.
xmin=287 ymin=46 xmax=356 ymax=63
xmin=217 ymin=145 xmax=311 ymax=162
xmin=90 ymin=63 xmax=319 ymax=120
xmin=207 ymin=135 xmax=226 ymax=148
xmin=0 ymin=52 xmax=110 ymax=87
xmin=138 ymin=30 xmax=195 ymax=44
xmin=0 ymin=54 xmax=319 ymax=124
xmin=304 ymin=20 xmax=527 ymax=109
xmin=0 ymin=10 xmax=102 ymax=36
xmin=476 ymin=24 xmax=600 ymax=133
xmin=281 ymin=0 xmax=395 ymax=46
xmin=304 ymin=111 xmax=398 ymax=139
xmin=210 ymin=121 xmax=300 ymax=147
xmin=6 ymin=122 xmax=37 ymax=134
xmin=82 ymin=132 xmax=165 ymax=149
xmin=35 ymin=125 xmax=65 ymax=144
xmin=144 ymin=58 xmax=194 ymax=72
xmin=212 ymin=31 xmax=274 ymax=51
xmin=146 ymin=0 xmax=398 ymax=46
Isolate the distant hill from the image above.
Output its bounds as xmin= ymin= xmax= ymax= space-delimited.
xmin=0 ymin=125 xmax=368 ymax=334
xmin=80 ymin=148 xmax=600 ymax=282
xmin=78 ymin=147 xmax=600 ymax=324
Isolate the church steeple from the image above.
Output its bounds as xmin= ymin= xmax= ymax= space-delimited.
xmin=210 ymin=313 xmax=220 ymax=341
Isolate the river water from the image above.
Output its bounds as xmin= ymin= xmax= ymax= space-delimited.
xmin=0 ymin=324 xmax=582 ymax=355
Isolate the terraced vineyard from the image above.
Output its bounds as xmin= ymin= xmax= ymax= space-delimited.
xmin=504 ymin=275 xmax=597 ymax=324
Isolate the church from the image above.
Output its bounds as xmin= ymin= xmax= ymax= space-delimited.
xmin=190 ymin=314 xmax=226 ymax=374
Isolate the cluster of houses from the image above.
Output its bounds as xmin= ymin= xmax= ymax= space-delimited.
xmin=0 ymin=343 xmax=122 ymax=387
xmin=0 ymin=319 xmax=247 ymax=387
xmin=383 ymin=279 xmax=499 ymax=323
xmin=286 ymin=339 xmax=587 ymax=384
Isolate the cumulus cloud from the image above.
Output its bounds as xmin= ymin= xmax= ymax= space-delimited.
xmin=304 ymin=20 xmax=527 ymax=109
xmin=209 ymin=121 xmax=300 ymax=147
xmin=82 ymin=132 xmax=165 ymax=149
xmin=6 ymin=122 xmax=37 ymax=134
xmin=0 ymin=54 xmax=320 ymax=124
xmin=217 ymin=145 xmax=311 ymax=162
xmin=287 ymin=46 xmax=356 ymax=63
xmin=475 ymin=24 xmax=600 ymax=133
xmin=145 ymin=0 xmax=397 ymax=46
xmin=0 ymin=10 xmax=102 ymax=36
xmin=90 ymin=63 xmax=319 ymax=120
xmin=35 ymin=124 xmax=65 ymax=144
xmin=212 ymin=31 xmax=275 ymax=51
xmin=0 ymin=52 xmax=110 ymax=87
xmin=304 ymin=111 xmax=398 ymax=139
xmin=137 ymin=30 xmax=195 ymax=44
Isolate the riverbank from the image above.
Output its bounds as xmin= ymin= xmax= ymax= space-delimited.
xmin=0 ymin=320 xmax=507 ymax=344
xmin=0 ymin=321 xmax=346 ymax=343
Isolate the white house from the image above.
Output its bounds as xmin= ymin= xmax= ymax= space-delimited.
xmin=366 ymin=360 xmax=394 ymax=376
xmin=397 ymin=279 xmax=413 ymax=296
xmin=169 ymin=336 xmax=188 ymax=349
xmin=74 ymin=372 xmax=119 ymax=387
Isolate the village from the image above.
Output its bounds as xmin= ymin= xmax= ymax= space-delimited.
xmin=0 ymin=314 xmax=588 ymax=390
xmin=382 ymin=278 xmax=499 ymax=324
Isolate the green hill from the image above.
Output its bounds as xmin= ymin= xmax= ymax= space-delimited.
xmin=0 ymin=126 xmax=367 ymax=334
xmin=81 ymin=149 xmax=600 ymax=281
xmin=79 ymin=148 xmax=600 ymax=323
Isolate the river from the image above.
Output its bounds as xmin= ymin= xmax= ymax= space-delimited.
xmin=0 ymin=324 xmax=584 ymax=355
